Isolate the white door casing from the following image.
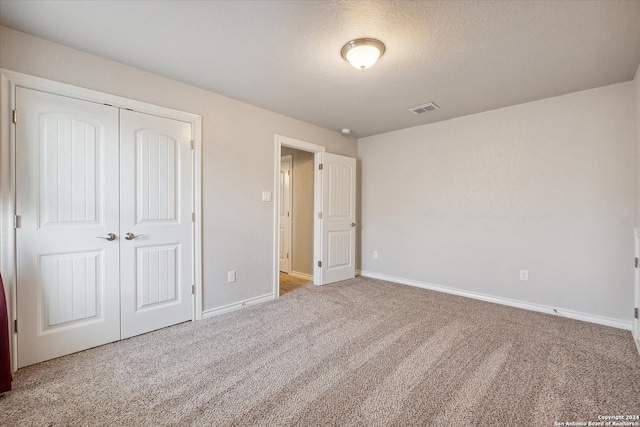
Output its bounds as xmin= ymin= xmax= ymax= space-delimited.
xmin=317 ymin=152 xmax=356 ymax=285
xmin=279 ymin=155 xmax=292 ymax=274
xmin=16 ymin=88 xmax=121 ymax=367
xmin=119 ymin=109 xmax=193 ymax=339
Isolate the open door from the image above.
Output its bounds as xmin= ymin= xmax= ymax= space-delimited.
xmin=634 ymin=229 xmax=640 ymax=354
xmin=315 ymin=152 xmax=356 ymax=285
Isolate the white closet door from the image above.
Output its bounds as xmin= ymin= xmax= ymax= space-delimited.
xmin=119 ymin=110 xmax=193 ymax=339
xmin=16 ymin=88 xmax=121 ymax=368
xmin=318 ymin=152 xmax=356 ymax=285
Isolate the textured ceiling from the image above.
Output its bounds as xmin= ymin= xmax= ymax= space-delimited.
xmin=1 ymin=0 xmax=639 ymax=138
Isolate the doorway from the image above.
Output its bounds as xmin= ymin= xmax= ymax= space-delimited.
xmin=279 ymin=149 xmax=314 ymax=295
xmin=273 ymin=135 xmax=357 ymax=297
xmin=275 ymin=138 xmax=321 ymax=297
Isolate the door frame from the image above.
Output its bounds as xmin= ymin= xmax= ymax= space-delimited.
xmin=274 ymin=135 xmax=325 ymax=297
xmin=0 ymin=69 xmax=203 ymax=371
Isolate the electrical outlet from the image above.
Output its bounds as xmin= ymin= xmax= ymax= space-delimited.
xmin=228 ymin=270 xmax=236 ymax=283
xmin=373 ymin=251 xmax=379 ymax=259
xmin=519 ymin=270 xmax=528 ymax=281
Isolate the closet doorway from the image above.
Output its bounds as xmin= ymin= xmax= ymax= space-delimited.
xmin=15 ymin=88 xmax=194 ymax=367
xmin=1 ymin=70 xmax=202 ymax=370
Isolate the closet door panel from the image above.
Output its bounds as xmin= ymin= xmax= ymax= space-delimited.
xmin=15 ymin=88 xmax=120 ymax=368
xmin=119 ymin=110 xmax=193 ymax=339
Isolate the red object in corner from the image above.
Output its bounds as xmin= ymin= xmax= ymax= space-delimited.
xmin=0 ymin=273 xmax=12 ymax=392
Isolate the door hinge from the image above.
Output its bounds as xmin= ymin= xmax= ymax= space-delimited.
xmin=12 ymin=110 xmax=17 ymax=124
xmin=318 ymin=212 xmax=322 ymax=219
xmin=192 ymin=285 xmax=196 ymax=295
xmin=635 ymin=307 xmax=639 ymax=319
xmin=635 ymin=257 xmax=638 ymax=268
xmin=318 ymin=163 xmax=323 ymax=170
xmin=14 ymin=319 xmax=17 ymax=333
xmin=286 ymin=253 xmax=289 ymax=259
xmin=317 ymin=260 xmax=322 ymax=268
xmin=190 ymin=140 xmax=195 ymax=150
xmin=192 ymin=212 xmax=196 ymax=223
xmin=14 ymin=215 xmax=20 ymax=229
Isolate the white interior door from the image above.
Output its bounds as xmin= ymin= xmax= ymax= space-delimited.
xmin=119 ymin=110 xmax=193 ymax=339
xmin=317 ymin=152 xmax=356 ymax=285
xmin=16 ymin=88 xmax=121 ymax=368
xmin=279 ymin=155 xmax=292 ymax=273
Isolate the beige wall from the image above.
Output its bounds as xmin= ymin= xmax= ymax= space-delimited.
xmin=281 ymin=147 xmax=314 ymax=276
xmin=359 ymin=82 xmax=635 ymax=323
xmin=0 ymin=26 xmax=357 ymax=312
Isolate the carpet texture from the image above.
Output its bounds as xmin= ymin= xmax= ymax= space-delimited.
xmin=1 ymin=277 xmax=639 ymax=426
xmin=279 ymin=273 xmax=311 ymax=296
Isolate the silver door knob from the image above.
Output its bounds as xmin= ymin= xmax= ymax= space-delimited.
xmin=124 ymin=232 xmax=142 ymax=240
xmin=97 ymin=233 xmax=116 ymax=241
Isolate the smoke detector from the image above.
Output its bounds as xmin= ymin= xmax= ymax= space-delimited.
xmin=341 ymin=128 xmax=351 ymax=137
xmin=408 ymin=102 xmax=439 ymax=115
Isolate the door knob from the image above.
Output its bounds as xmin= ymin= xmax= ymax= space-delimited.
xmin=351 ymin=223 xmax=356 ymax=227
xmin=124 ymin=232 xmax=143 ymax=240
xmin=97 ymin=233 xmax=117 ymax=241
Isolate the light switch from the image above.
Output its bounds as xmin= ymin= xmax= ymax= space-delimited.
xmin=262 ymin=191 xmax=272 ymax=202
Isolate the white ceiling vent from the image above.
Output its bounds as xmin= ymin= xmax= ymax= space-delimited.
xmin=408 ymin=102 xmax=440 ymax=115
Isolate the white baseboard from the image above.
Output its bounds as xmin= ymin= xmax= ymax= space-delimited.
xmin=202 ymin=293 xmax=275 ymax=319
xmin=289 ymin=271 xmax=313 ymax=281
xmin=360 ymin=271 xmax=632 ymax=331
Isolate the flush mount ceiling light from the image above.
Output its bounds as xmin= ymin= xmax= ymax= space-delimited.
xmin=341 ymin=38 xmax=385 ymax=70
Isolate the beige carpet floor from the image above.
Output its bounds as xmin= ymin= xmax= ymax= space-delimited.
xmin=279 ymin=272 xmax=311 ymax=296
xmin=1 ymin=277 xmax=639 ymax=426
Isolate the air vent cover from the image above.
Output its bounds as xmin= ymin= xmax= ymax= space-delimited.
xmin=408 ymin=102 xmax=439 ymax=115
